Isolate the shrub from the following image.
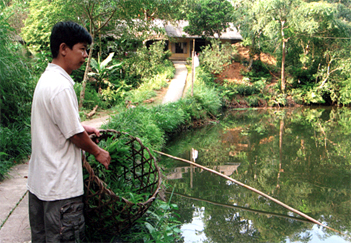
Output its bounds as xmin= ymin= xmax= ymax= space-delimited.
xmin=75 ymin=83 xmax=110 ymax=110
xmin=200 ymin=39 xmax=236 ymax=74
xmin=0 ymin=121 xmax=31 ymax=180
xmin=339 ymin=79 xmax=351 ymax=105
xmin=123 ymin=41 xmax=172 ymax=80
xmin=245 ymin=95 xmax=260 ymax=107
xmin=0 ymin=14 xmax=34 ymax=179
xmin=0 ymin=15 xmax=35 ymax=127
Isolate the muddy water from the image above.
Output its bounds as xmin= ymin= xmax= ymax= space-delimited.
xmin=162 ymin=107 xmax=351 ymax=243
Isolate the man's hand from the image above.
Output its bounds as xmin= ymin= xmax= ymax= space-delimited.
xmin=70 ymin=129 xmax=111 ymax=169
xmin=83 ymin=125 xmax=100 ymax=136
xmin=94 ymin=148 xmax=111 ymax=170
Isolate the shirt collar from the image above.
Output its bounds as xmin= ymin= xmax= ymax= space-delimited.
xmin=46 ymin=63 xmax=75 ymax=85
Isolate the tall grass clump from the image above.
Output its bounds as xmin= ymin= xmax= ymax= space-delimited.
xmin=0 ymin=15 xmax=34 ymax=180
xmin=0 ymin=120 xmax=31 ymax=180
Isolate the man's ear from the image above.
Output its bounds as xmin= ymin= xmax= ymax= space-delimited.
xmin=59 ymin=43 xmax=68 ymax=57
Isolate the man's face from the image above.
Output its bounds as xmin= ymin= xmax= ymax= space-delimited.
xmin=65 ymin=42 xmax=88 ymax=73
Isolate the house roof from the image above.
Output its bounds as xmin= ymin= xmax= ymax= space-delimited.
xmin=108 ymin=19 xmax=242 ymax=41
xmin=162 ymin=20 xmax=242 ymax=40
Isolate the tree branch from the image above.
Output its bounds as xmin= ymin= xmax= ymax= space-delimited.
xmin=96 ymin=9 xmax=117 ymax=33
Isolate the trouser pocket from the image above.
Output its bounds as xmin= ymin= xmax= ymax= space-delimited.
xmin=60 ymin=201 xmax=85 ymax=242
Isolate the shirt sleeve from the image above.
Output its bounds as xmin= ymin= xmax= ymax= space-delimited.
xmin=51 ymin=88 xmax=84 ymax=139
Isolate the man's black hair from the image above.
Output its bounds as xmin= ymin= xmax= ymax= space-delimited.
xmin=50 ymin=21 xmax=92 ymax=58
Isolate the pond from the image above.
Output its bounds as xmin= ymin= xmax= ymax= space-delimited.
xmin=161 ymin=107 xmax=351 ymax=243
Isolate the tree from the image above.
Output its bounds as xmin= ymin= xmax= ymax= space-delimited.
xmin=71 ymin=0 xmax=118 ymax=108
xmin=121 ymin=0 xmax=187 ymax=21
xmin=184 ymin=0 xmax=235 ymax=38
xmin=21 ymin=0 xmax=76 ymax=53
xmin=253 ymin=0 xmax=302 ymax=93
xmin=232 ymin=0 xmax=264 ymax=70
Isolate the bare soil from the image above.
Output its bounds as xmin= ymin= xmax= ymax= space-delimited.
xmin=215 ymin=44 xmax=277 ymax=84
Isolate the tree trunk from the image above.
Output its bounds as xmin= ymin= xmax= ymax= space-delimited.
xmin=281 ymin=40 xmax=286 ymax=92
xmin=79 ymin=39 xmax=94 ymax=109
xmin=281 ymin=21 xmax=286 ymax=92
xmin=248 ymin=35 xmax=256 ymax=71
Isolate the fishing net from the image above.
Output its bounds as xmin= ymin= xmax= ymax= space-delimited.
xmin=83 ymin=129 xmax=162 ymax=236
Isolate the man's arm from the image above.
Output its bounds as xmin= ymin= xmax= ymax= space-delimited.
xmin=69 ymin=130 xmax=111 ymax=169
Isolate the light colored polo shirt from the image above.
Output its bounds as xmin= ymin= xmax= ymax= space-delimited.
xmin=27 ymin=63 xmax=85 ymax=201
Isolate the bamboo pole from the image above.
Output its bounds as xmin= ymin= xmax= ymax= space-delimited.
xmin=166 ymin=191 xmax=312 ymax=224
xmin=155 ymin=150 xmax=346 ymax=236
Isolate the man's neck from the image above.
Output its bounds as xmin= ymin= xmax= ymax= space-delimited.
xmin=52 ymin=58 xmax=72 ymax=75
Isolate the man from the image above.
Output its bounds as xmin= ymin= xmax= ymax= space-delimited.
xmin=27 ymin=21 xmax=111 ymax=242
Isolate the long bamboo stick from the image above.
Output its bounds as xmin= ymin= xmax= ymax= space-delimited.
xmin=155 ymin=150 xmax=346 ymax=236
xmin=166 ymin=191 xmax=312 ymax=224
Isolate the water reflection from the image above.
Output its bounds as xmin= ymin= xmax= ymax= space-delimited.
xmin=166 ymin=163 xmax=240 ymax=180
xmin=162 ymin=107 xmax=351 ymax=243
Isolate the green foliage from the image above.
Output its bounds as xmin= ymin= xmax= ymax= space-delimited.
xmin=219 ymin=76 xmax=267 ymax=106
xmin=123 ymin=41 xmax=172 ymax=80
xmin=125 ymin=62 xmax=174 ymax=104
xmin=30 ymin=50 xmax=52 ymax=77
xmin=74 ymin=83 xmax=110 ymax=110
xmin=191 ymin=73 xmax=222 ymax=116
xmin=105 ymin=70 xmax=222 ymax=149
xmin=21 ymin=0 xmax=75 ymax=54
xmin=0 ymin=15 xmax=35 ymax=126
xmin=118 ymin=197 xmax=183 ymax=242
xmin=0 ymin=120 xmax=31 ymax=181
xmin=0 ymin=14 xmax=34 ymax=180
xmin=184 ymin=0 xmax=235 ymax=37
xmin=199 ymin=39 xmax=236 ymax=74
xmin=339 ymin=79 xmax=351 ymax=105
xmin=105 ymin=106 xmax=166 ymax=150
xmin=88 ymin=52 xmax=122 ymax=89
xmin=268 ymin=93 xmax=288 ymax=107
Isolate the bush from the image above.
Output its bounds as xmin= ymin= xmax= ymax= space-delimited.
xmin=200 ymin=39 xmax=236 ymax=74
xmin=0 ymin=121 xmax=31 ymax=180
xmin=123 ymin=41 xmax=172 ymax=80
xmin=75 ymin=83 xmax=110 ymax=110
xmin=339 ymin=79 xmax=351 ymax=105
xmin=0 ymin=14 xmax=34 ymax=180
xmin=0 ymin=15 xmax=35 ymax=127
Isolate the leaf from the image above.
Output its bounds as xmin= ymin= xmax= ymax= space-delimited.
xmin=106 ymin=62 xmax=122 ymax=70
xmin=101 ymin=52 xmax=115 ymax=69
xmin=144 ymin=222 xmax=156 ymax=234
xmin=90 ymin=58 xmax=99 ymax=71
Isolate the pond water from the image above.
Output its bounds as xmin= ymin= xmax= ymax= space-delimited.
xmin=162 ymin=107 xmax=351 ymax=243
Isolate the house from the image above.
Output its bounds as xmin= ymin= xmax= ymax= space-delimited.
xmin=146 ymin=20 xmax=243 ymax=61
